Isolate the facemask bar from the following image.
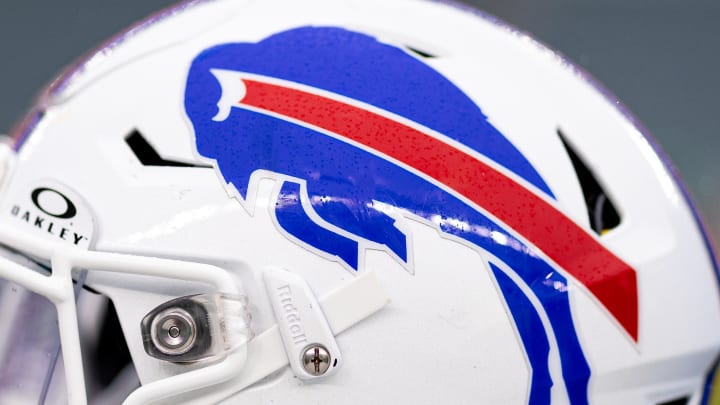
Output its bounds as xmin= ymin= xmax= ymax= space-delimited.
xmin=0 ymin=224 xmax=249 ymax=405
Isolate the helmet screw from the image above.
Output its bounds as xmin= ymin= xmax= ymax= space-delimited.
xmin=301 ymin=344 xmax=331 ymax=376
xmin=150 ymin=307 xmax=197 ymax=356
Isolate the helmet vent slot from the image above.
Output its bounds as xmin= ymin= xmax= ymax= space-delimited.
xmin=657 ymin=397 xmax=689 ymax=405
xmin=557 ymin=128 xmax=621 ymax=235
xmin=125 ymin=129 xmax=211 ymax=168
xmin=404 ymin=45 xmax=436 ymax=58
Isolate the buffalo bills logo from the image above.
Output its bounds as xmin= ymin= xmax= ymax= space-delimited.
xmin=185 ymin=27 xmax=638 ymax=405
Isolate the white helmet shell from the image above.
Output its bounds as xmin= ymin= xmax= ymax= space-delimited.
xmin=0 ymin=0 xmax=718 ymax=404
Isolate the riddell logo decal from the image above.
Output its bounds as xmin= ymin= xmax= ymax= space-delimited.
xmin=10 ymin=187 xmax=88 ymax=246
xmin=276 ymin=285 xmax=307 ymax=346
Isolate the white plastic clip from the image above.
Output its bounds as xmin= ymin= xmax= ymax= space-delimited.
xmin=264 ymin=267 xmax=343 ymax=380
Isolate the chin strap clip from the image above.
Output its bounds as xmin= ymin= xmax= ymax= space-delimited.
xmin=253 ymin=268 xmax=389 ymax=383
xmin=264 ymin=267 xmax=343 ymax=379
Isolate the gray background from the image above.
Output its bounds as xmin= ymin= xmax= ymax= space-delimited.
xmin=0 ymin=0 xmax=718 ymax=243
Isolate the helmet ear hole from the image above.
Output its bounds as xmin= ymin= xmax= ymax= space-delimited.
xmin=91 ymin=298 xmax=134 ymax=388
xmin=557 ymin=128 xmax=621 ymax=234
xmin=76 ymin=288 xmax=139 ymax=401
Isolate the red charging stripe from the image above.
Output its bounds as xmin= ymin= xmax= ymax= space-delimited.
xmin=240 ymin=78 xmax=639 ymax=341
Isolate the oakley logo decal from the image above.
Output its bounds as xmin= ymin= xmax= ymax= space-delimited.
xmin=31 ymin=187 xmax=77 ymax=219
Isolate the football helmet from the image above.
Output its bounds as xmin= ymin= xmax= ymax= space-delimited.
xmin=0 ymin=0 xmax=718 ymax=404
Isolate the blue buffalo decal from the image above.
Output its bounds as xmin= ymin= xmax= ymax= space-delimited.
xmin=184 ymin=26 xmax=597 ymax=404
